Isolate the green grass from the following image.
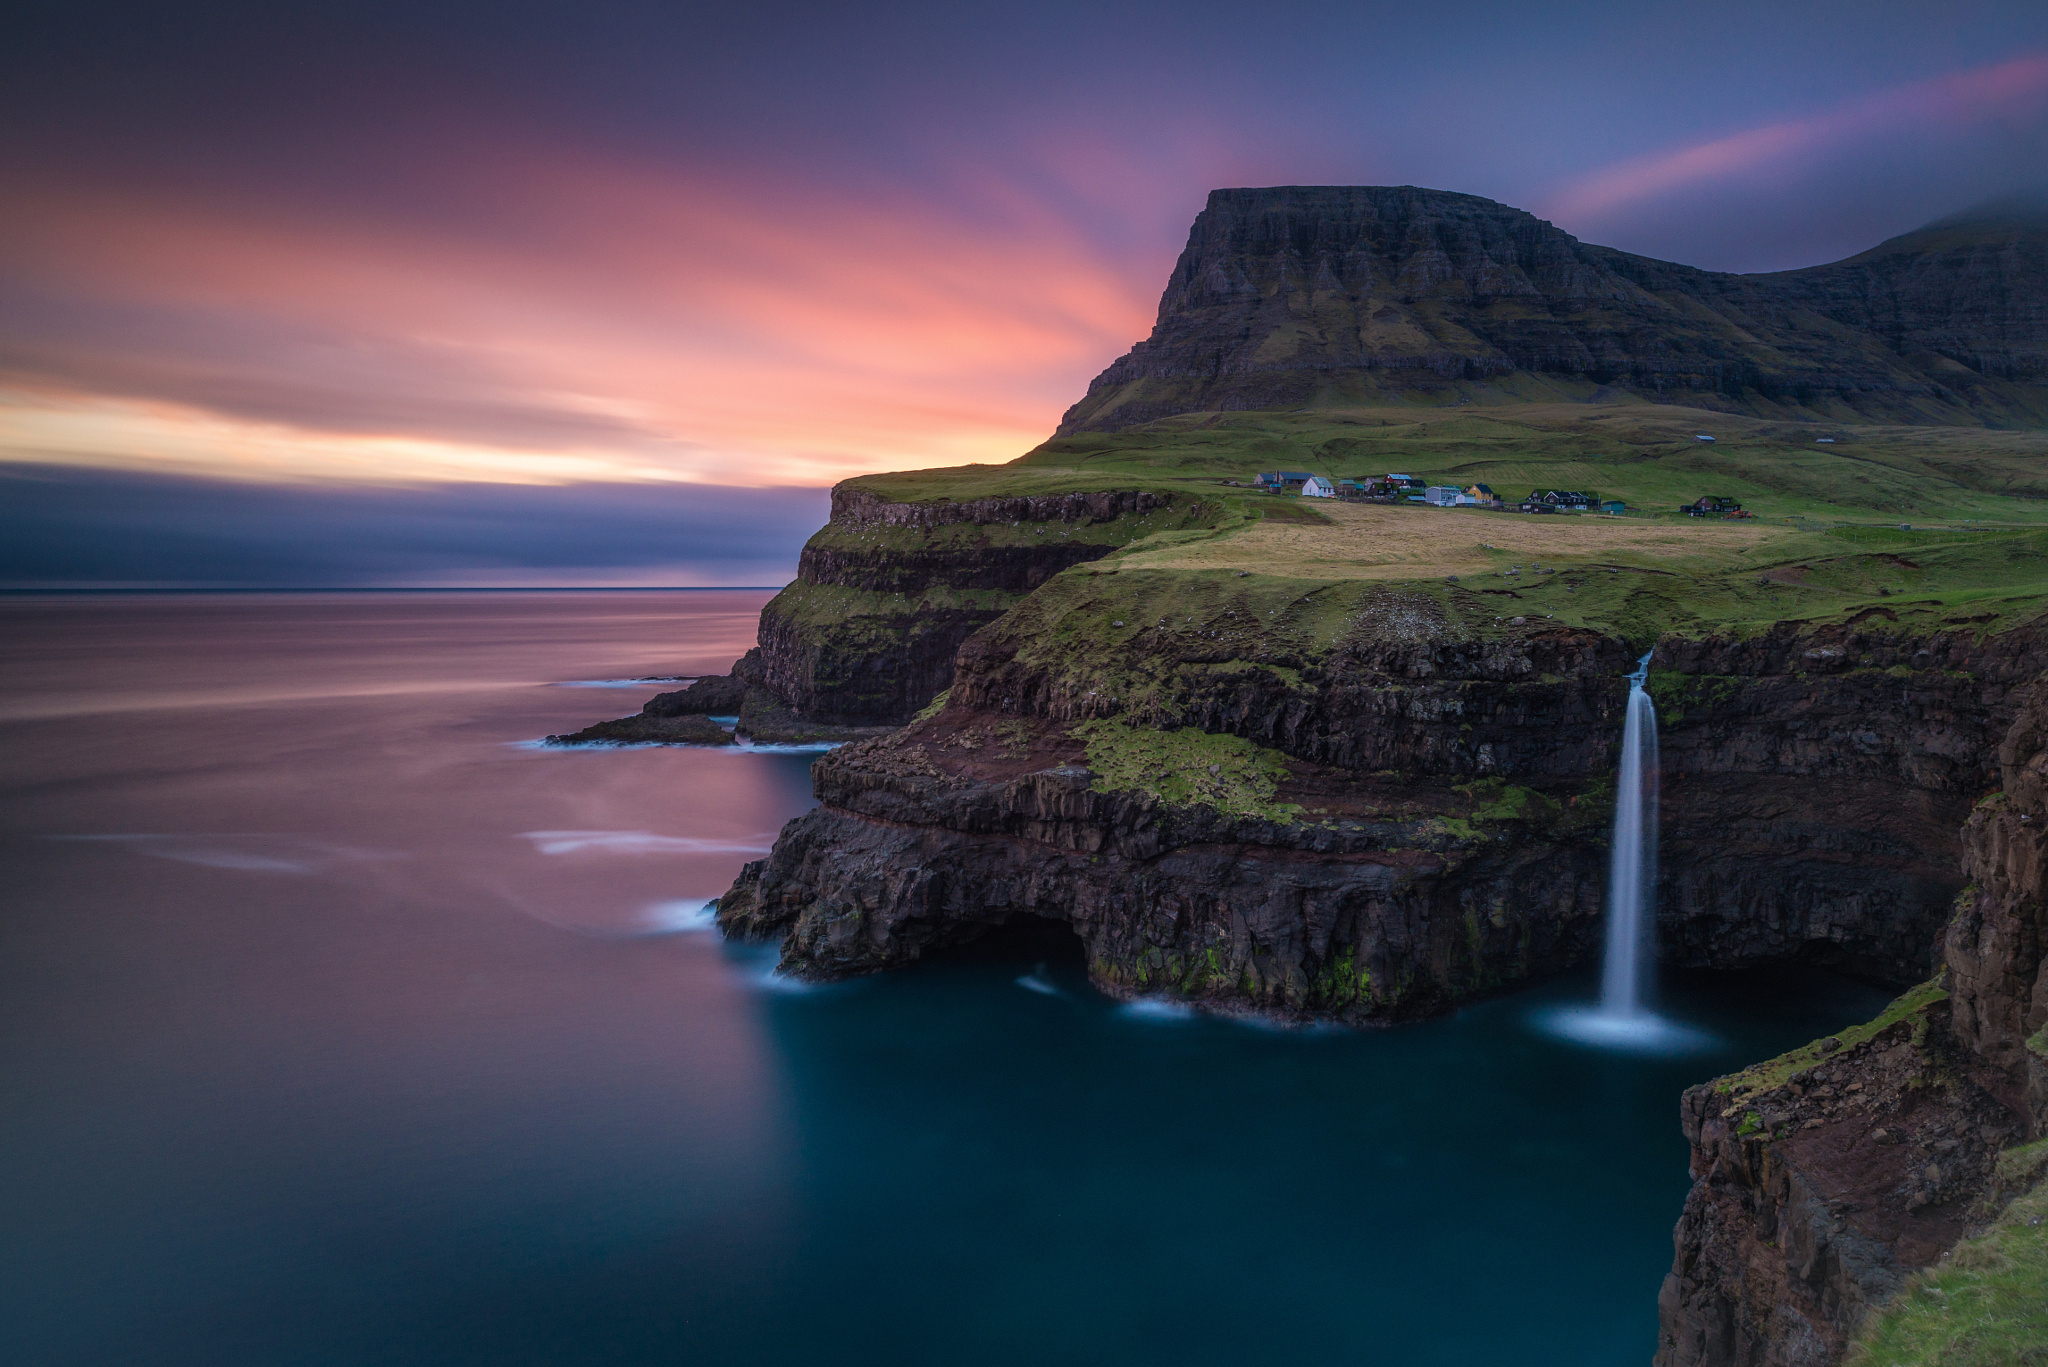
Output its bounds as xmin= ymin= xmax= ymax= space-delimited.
xmin=762 ymin=580 xmax=1023 ymax=631
xmin=805 ymin=499 xmax=1216 ymax=556
xmin=849 ymin=403 xmax=2048 ymax=529
xmin=817 ymin=403 xmax=2048 ymax=644
xmin=1848 ymin=1150 xmax=2048 ymax=1366
xmin=1713 ymin=978 xmax=1950 ymax=1108
xmin=1071 ymin=717 xmax=1301 ymax=821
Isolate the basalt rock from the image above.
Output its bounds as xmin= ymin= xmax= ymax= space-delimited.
xmin=718 ymin=709 xmax=1611 ymax=1022
xmin=1654 ymin=981 xmax=2025 ymax=1367
xmin=724 ymin=609 xmax=2044 ymax=1010
xmin=1060 ymin=186 xmax=2048 ymax=433
xmin=1947 ymin=683 xmax=2048 ymax=1093
xmin=753 ymin=486 xmax=1189 ymax=725
xmin=1654 ymin=668 xmax=2048 ymax=1367
xmin=546 ymin=713 xmax=734 ymax=746
xmin=644 ymin=674 xmax=749 ymax=717
xmin=550 ymin=668 xmax=748 ymax=746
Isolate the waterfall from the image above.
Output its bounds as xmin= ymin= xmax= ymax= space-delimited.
xmin=1531 ymin=650 xmax=1707 ymax=1052
xmin=1599 ymin=651 xmax=1660 ymax=1019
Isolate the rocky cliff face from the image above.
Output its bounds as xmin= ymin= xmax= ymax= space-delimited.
xmin=717 ymin=713 xmax=1612 ymax=1020
xmin=1782 ymin=202 xmax=2048 ymax=386
xmin=723 ymin=570 xmax=2046 ymax=1016
xmin=752 ymin=486 xmax=1186 ymax=724
xmin=1058 ymin=187 xmax=2048 ymax=433
xmin=1654 ymin=674 xmax=2048 ymax=1367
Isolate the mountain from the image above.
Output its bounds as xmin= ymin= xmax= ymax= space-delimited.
xmin=1058 ymin=186 xmax=2048 ymax=433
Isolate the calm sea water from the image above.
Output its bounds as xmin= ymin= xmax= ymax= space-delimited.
xmin=0 ymin=591 xmax=1889 ymax=1367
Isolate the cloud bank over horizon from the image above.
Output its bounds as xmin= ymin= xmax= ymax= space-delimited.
xmin=3 ymin=1 xmax=2046 ymax=579
xmin=0 ymin=465 xmax=825 ymax=589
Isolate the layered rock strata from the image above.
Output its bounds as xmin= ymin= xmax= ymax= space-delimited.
xmin=721 ymin=590 xmax=2044 ymax=1018
xmin=718 ymin=704 xmax=1613 ymax=1021
xmin=1059 ymin=186 xmax=2048 ymax=433
xmin=551 ymin=485 xmax=1194 ymax=742
xmin=1655 ymin=676 xmax=2048 ymax=1367
xmin=754 ymin=487 xmax=1186 ymax=724
xmin=546 ymin=653 xmax=893 ymax=747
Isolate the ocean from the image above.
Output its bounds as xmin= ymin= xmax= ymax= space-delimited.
xmin=0 ymin=590 xmax=1890 ymax=1365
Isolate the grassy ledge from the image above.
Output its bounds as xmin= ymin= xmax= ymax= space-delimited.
xmin=1847 ymin=1143 xmax=2048 ymax=1366
xmin=1072 ymin=718 xmax=1301 ymax=821
xmin=1712 ymin=978 xmax=1951 ymax=1110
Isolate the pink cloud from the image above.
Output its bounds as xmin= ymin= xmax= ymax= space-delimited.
xmin=0 ymin=135 xmax=1176 ymax=484
xmin=1541 ymin=52 xmax=2048 ymax=228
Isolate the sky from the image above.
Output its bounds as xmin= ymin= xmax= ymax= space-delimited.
xmin=4 ymin=0 xmax=2047 ymax=585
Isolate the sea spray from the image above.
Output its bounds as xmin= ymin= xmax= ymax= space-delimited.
xmin=1600 ymin=651 xmax=1660 ymax=1017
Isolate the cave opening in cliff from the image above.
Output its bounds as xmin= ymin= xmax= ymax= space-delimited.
xmin=934 ymin=913 xmax=1088 ymax=968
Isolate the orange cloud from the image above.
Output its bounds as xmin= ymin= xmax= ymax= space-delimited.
xmin=0 ymin=142 xmax=1161 ymax=485
xmin=1542 ymin=52 xmax=2048 ymax=227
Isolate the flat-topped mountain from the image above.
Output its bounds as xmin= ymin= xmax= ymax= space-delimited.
xmin=1059 ymin=185 xmax=2048 ymax=432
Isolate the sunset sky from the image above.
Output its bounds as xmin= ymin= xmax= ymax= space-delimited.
xmin=5 ymin=0 xmax=2047 ymax=583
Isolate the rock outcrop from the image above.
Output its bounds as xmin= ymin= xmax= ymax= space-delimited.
xmin=721 ymin=567 xmax=2045 ymax=1016
xmin=550 ymin=485 xmax=1198 ymax=741
xmin=1059 ymin=187 xmax=2048 ymax=433
xmin=753 ymin=486 xmax=1192 ymax=725
xmin=1654 ymin=674 xmax=2048 ymax=1367
xmin=718 ymin=704 xmax=1614 ymax=1021
xmin=547 ymin=653 xmax=895 ymax=747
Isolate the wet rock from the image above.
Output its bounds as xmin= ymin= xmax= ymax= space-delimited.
xmin=546 ymin=714 xmax=733 ymax=746
xmin=643 ymin=674 xmax=748 ymax=717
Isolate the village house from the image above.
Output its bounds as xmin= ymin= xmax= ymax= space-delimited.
xmin=1424 ymin=485 xmax=1463 ymax=506
xmin=1683 ymin=496 xmax=1744 ymax=517
xmin=1526 ymin=489 xmax=1595 ymax=509
xmin=1602 ymin=499 xmax=1627 ymax=515
xmin=1301 ymin=475 xmax=1336 ymax=498
xmin=1254 ymin=471 xmax=1315 ymax=491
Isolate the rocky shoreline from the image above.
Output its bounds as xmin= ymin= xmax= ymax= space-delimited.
xmin=550 ymin=471 xmax=2048 ymax=1363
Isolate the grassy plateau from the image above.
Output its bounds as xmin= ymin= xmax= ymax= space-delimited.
xmin=831 ymin=404 xmax=2048 ymax=647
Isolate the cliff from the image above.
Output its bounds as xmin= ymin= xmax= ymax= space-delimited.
xmin=1655 ymin=677 xmax=2048 ymax=1367
xmin=701 ymin=478 xmax=2048 ymax=1361
xmin=1058 ymin=187 xmax=2048 ymax=433
xmin=720 ymin=551 xmax=2047 ymax=1015
xmin=574 ymin=178 xmax=2048 ymax=1363
xmin=753 ymin=486 xmax=1188 ymax=724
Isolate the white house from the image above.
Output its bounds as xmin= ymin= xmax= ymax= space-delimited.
xmin=1424 ymin=485 xmax=1462 ymax=506
xmin=1301 ymin=475 xmax=1336 ymax=498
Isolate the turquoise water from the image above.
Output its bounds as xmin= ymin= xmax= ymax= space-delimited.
xmin=0 ymin=592 xmax=1890 ymax=1365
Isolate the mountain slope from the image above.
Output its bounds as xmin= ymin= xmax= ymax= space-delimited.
xmin=1058 ymin=186 xmax=2048 ymax=433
